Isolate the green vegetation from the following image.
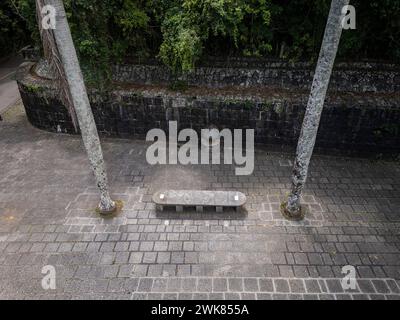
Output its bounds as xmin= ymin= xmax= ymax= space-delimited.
xmin=159 ymin=0 xmax=272 ymax=72
xmin=1 ymin=0 xmax=399 ymax=81
xmin=168 ymin=79 xmax=189 ymax=91
xmin=24 ymin=83 xmax=41 ymax=93
xmin=0 ymin=0 xmax=31 ymax=57
xmin=374 ymin=123 xmax=400 ymax=139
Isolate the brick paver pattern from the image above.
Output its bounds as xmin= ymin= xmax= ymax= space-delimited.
xmin=0 ymin=104 xmax=399 ymax=300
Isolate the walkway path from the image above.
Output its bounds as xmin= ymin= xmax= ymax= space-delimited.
xmin=0 ymin=102 xmax=399 ymax=299
xmin=0 ymin=56 xmax=23 ymax=115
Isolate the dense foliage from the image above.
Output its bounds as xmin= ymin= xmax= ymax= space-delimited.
xmin=0 ymin=1 xmax=31 ymax=57
xmin=2 ymin=0 xmax=399 ymax=79
xmin=159 ymin=0 xmax=273 ymax=72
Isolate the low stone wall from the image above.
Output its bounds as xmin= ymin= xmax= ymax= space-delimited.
xmin=113 ymin=58 xmax=400 ymax=94
xmin=17 ymin=61 xmax=400 ymax=154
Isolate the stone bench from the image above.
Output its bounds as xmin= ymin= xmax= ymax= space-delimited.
xmin=152 ymin=190 xmax=246 ymax=213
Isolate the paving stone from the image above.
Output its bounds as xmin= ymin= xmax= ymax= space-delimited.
xmin=241 ymin=293 xmax=256 ymax=300
xmin=256 ymin=293 xmax=272 ymax=300
xmin=274 ymin=279 xmax=290 ymax=293
xmin=335 ymin=294 xmax=352 ymax=300
xmin=225 ymin=292 xmax=241 ymax=300
xmin=287 ymin=294 xmax=303 ymax=300
xmin=293 ymin=266 xmax=309 ymax=278
xmin=182 ymin=278 xmax=197 ymax=292
xmin=131 ymin=265 xmax=148 ymax=276
xmin=114 ymin=242 xmax=129 ymax=252
xmin=369 ymin=294 xmax=386 ymax=300
xmin=171 ymin=252 xmax=184 ymax=264
xmin=197 ymin=278 xmax=212 ymax=292
xmin=244 ymin=278 xmax=259 ymax=292
xmin=124 ymin=278 xmax=139 ymax=292
xmin=156 ymin=252 xmax=171 ymax=264
xmin=167 ymin=278 xmax=182 ymax=291
xmin=210 ymin=293 xmax=224 ymax=300
xmin=147 ymin=293 xmax=162 ymax=299
xmin=162 ymin=265 xmax=176 ymax=277
xmin=163 ymin=293 xmax=178 ymax=300
xmin=108 ymin=279 xmax=125 ymax=292
xmin=349 ymin=287 xmax=372 ymax=300
xmin=1 ymin=109 xmax=400 ymax=300
xmin=192 ymin=293 xmax=208 ymax=300
xmin=371 ymin=280 xmax=390 ymax=294
xmin=147 ymin=265 xmax=163 ymax=277
xmin=386 ymin=279 xmax=400 ymax=293
xmin=213 ymin=278 xmax=228 ymax=292
xmin=272 ymin=293 xmax=288 ymax=300
xmin=294 ymin=253 xmax=309 ymax=265
xmin=178 ymin=293 xmax=193 ymax=300
xmin=129 ymin=252 xmax=143 ymax=264
xmin=288 ymin=279 xmax=306 ymax=293
xmin=131 ymin=293 xmax=147 ymax=300
xmin=177 ymin=265 xmax=191 ymax=276
xmin=228 ymin=278 xmax=243 ymax=292
xmin=258 ymin=279 xmax=274 ymax=292
xmin=358 ymin=280 xmax=376 ymax=293
xmin=304 ymin=279 xmax=321 ymax=293
xmin=142 ymin=252 xmax=157 ymax=264
xmin=318 ymin=294 xmax=336 ymax=300
xmin=325 ymin=279 xmax=344 ymax=293
xmin=115 ymin=252 xmax=130 ymax=264
xmin=279 ymin=265 xmax=294 ymax=277
xmin=103 ymin=265 xmax=119 ymax=278
xmin=152 ymin=278 xmax=167 ymax=292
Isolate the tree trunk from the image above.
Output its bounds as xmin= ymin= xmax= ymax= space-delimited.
xmin=283 ymin=0 xmax=350 ymax=219
xmin=39 ymin=0 xmax=116 ymax=214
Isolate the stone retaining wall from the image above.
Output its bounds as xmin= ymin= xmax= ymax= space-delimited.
xmin=113 ymin=59 xmax=400 ymax=94
xmin=17 ymin=60 xmax=400 ymax=154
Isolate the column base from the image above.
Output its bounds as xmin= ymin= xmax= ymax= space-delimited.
xmin=96 ymin=199 xmax=123 ymax=216
xmin=280 ymin=201 xmax=305 ymax=221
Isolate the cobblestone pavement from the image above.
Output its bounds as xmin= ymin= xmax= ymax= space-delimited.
xmin=0 ymin=103 xmax=399 ymax=300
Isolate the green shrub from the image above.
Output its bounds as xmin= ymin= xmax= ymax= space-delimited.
xmin=159 ymin=0 xmax=273 ymax=73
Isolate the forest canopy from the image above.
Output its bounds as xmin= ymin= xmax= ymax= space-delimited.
xmin=2 ymin=0 xmax=399 ymax=80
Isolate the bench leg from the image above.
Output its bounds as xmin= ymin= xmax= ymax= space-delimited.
xmin=176 ymin=205 xmax=183 ymax=212
xmin=235 ymin=206 xmax=241 ymax=213
xmin=156 ymin=205 xmax=164 ymax=211
xmin=196 ymin=206 xmax=203 ymax=213
xmin=216 ymin=206 xmax=223 ymax=213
